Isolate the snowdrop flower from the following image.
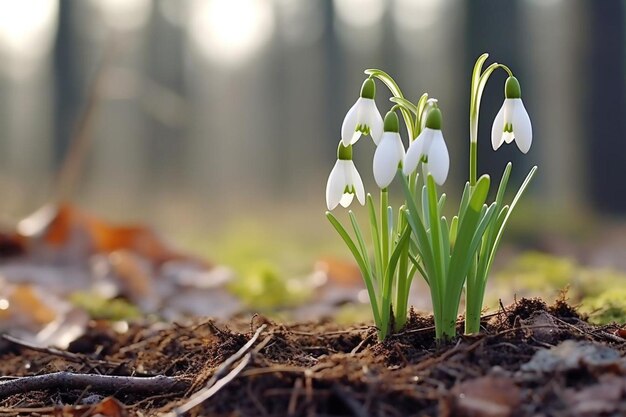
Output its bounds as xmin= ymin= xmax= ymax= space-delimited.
xmin=373 ymin=111 xmax=405 ymax=189
xmin=403 ymin=107 xmax=449 ymax=185
xmin=341 ymin=78 xmax=383 ymax=146
xmin=326 ymin=142 xmax=365 ymax=210
xmin=491 ymin=76 xmax=532 ymax=153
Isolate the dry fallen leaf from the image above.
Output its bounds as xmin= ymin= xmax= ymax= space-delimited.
xmin=563 ymin=374 xmax=626 ymax=417
xmin=521 ymin=340 xmax=623 ymax=374
xmin=519 ymin=310 xmax=560 ymax=343
xmin=442 ymin=376 xmax=520 ymax=417
xmin=52 ymin=396 xmax=127 ymax=417
xmin=0 ymin=284 xmax=60 ymax=332
xmin=0 ymin=202 xmax=241 ymax=346
xmin=18 ymin=203 xmax=209 ymax=265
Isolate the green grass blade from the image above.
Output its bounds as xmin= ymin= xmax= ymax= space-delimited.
xmin=421 ymin=185 xmax=429 ymax=229
xmin=381 ymin=226 xmax=412 ymax=337
xmin=495 ymin=162 xmax=512 ymax=208
xmin=348 ymin=211 xmax=373 ymax=277
xmin=366 ymin=194 xmax=384 ymax=290
xmin=458 ymin=182 xmax=471 ymax=225
xmin=486 ymin=166 xmax=537 ymax=271
xmin=438 ymin=193 xmax=447 ymax=214
xmin=326 ymin=212 xmax=381 ymax=327
xmin=449 ymin=215 xmax=458 ymax=247
xmin=400 ymin=177 xmax=436 ymax=280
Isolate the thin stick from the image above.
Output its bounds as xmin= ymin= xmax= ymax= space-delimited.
xmin=287 ymin=378 xmax=303 ymax=416
xmin=167 ymin=324 xmax=267 ymax=416
xmin=205 ymin=324 xmax=266 ymax=389
xmin=0 ymin=372 xmax=188 ymax=400
xmin=168 ymin=354 xmax=251 ymax=416
xmin=2 ymin=334 xmax=124 ymax=369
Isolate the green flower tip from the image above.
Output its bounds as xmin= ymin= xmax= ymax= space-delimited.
xmin=383 ymin=111 xmax=400 ymax=133
xmin=337 ymin=142 xmax=353 ymax=160
xmin=360 ymin=78 xmax=376 ymax=99
xmin=505 ymin=76 xmax=521 ymax=99
xmin=425 ymin=108 xmax=442 ymax=130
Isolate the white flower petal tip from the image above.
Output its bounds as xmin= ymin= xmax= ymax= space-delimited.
xmin=427 ymin=131 xmax=449 ymax=185
xmin=491 ymin=98 xmax=532 ymax=153
xmin=403 ymin=128 xmax=448 ymax=185
xmin=325 ymin=160 xmax=365 ymax=210
xmin=373 ymin=132 xmax=405 ymax=189
xmin=340 ymin=97 xmax=383 ymax=146
xmin=513 ymin=100 xmax=532 ymax=153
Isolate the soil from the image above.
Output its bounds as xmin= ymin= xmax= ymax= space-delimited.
xmin=0 ymin=297 xmax=625 ymax=417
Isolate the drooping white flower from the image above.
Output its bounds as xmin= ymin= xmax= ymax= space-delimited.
xmin=491 ymin=76 xmax=532 ymax=154
xmin=326 ymin=143 xmax=365 ymax=210
xmin=373 ymin=111 xmax=405 ymax=189
xmin=341 ymin=78 xmax=383 ymax=146
xmin=403 ymin=107 xmax=449 ymax=185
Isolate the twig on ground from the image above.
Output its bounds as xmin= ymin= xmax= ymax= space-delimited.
xmin=253 ymin=334 xmax=275 ymax=354
xmin=205 ymin=324 xmax=267 ymax=389
xmin=2 ymin=334 xmax=124 ymax=369
xmin=351 ymin=331 xmax=375 ymax=355
xmin=166 ymin=324 xmax=267 ymax=416
xmin=167 ymin=354 xmax=251 ymax=416
xmin=287 ymin=377 xmax=303 ymax=416
xmin=0 ymin=372 xmax=189 ymax=400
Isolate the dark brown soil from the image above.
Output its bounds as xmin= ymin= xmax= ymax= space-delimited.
xmin=0 ymin=297 xmax=625 ymax=417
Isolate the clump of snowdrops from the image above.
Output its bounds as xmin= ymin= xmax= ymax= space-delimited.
xmin=325 ymin=53 xmax=537 ymax=340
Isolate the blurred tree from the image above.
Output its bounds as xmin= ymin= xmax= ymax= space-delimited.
xmin=587 ymin=1 xmax=626 ymax=213
xmin=53 ymin=0 xmax=81 ymax=171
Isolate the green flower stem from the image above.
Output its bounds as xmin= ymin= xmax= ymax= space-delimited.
xmin=379 ymin=187 xmax=390 ymax=336
xmin=366 ymin=194 xmax=384 ymax=295
xmin=394 ymin=208 xmax=410 ymax=332
xmin=381 ymin=188 xmax=390 ymax=268
xmin=469 ymin=54 xmax=512 ymax=188
xmin=394 ymin=242 xmax=410 ymax=331
xmin=469 ymin=140 xmax=478 ymax=187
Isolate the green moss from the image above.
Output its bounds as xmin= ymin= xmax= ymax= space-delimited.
xmin=333 ymin=303 xmax=372 ymax=325
xmin=495 ymin=251 xmax=576 ymax=291
xmin=580 ymin=288 xmax=626 ymax=325
xmin=70 ymin=292 xmax=141 ymax=321
xmin=493 ymin=251 xmax=626 ymax=311
xmin=229 ymin=262 xmax=311 ymax=310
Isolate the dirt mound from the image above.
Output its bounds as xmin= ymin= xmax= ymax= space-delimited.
xmin=0 ymin=298 xmax=625 ymax=417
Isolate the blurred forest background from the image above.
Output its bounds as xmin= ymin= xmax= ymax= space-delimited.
xmin=0 ymin=0 xmax=624 ymax=276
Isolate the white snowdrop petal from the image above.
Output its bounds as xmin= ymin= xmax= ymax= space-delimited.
xmin=503 ymin=99 xmax=515 ymax=124
xmin=325 ymin=160 xmax=346 ymax=210
xmin=349 ymin=162 xmax=366 ymax=205
xmin=341 ymin=101 xmax=360 ymax=146
xmin=394 ymin=133 xmax=406 ymax=160
xmin=339 ymin=192 xmax=354 ymax=207
xmin=362 ymin=99 xmax=384 ymax=145
xmin=491 ymin=103 xmax=506 ymax=151
xmin=373 ymin=133 xmax=401 ymax=188
xmin=512 ymin=100 xmax=532 ymax=153
xmin=503 ymin=131 xmax=515 ymax=144
xmin=403 ymin=129 xmax=429 ymax=176
xmin=427 ymin=130 xmax=450 ymax=185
